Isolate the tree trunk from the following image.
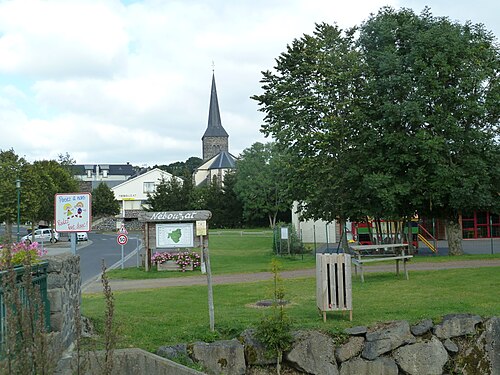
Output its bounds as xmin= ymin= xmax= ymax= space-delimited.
xmin=445 ymin=215 xmax=463 ymax=256
xmin=269 ymin=212 xmax=278 ymax=228
xmin=5 ymin=221 xmax=13 ymax=243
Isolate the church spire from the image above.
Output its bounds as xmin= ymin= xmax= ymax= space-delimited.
xmin=203 ymin=73 xmax=228 ymax=139
xmin=202 ymin=73 xmax=229 ymax=161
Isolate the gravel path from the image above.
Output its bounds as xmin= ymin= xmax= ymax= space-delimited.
xmin=82 ymin=259 xmax=500 ymax=294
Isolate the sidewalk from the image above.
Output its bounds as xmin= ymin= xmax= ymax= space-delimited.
xmin=81 ymin=259 xmax=500 ymax=294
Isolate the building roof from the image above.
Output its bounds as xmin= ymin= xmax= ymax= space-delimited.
xmin=72 ymin=163 xmax=135 ymax=176
xmin=207 ymin=151 xmax=236 ymax=170
xmin=202 ymin=73 xmax=229 ymax=139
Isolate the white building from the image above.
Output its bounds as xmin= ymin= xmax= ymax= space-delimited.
xmin=111 ymin=168 xmax=182 ymax=219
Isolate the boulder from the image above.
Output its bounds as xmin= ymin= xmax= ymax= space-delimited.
xmin=433 ymin=314 xmax=482 ymax=339
xmin=485 ymin=317 xmax=500 ymax=375
xmin=443 ymin=338 xmax=459 ymax=354
xmin=335 ymin=336 xmax=364 ymax=363
xmin=410 ymin=319 xmax=433 ymax=336
xmin=344 ymin=326 xmax=367 ymax=336
xmin=362 ymin=321 xmax=415 ymax=360
xmin=285 ymin=331 xmax=338 ymax=375
xmin=191 ymin=339 xmax=246 ymax=375
xmin=339 ymin=357 xmax=398 ymax=375
xmin=239 ymin=329 xmax=275 ymax=366
xmin=156 ymin=343 xmax=189 ymax=360
xmin=393 ymin=336 xmax=448 ymax=375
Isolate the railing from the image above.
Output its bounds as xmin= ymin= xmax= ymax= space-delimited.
xmin=418 ymin=224 xmax=438 ymax=253
xmin=0 ymin=261 xmax=51 ymax=352
xmin=209 ymin=230 xmax=273 ymax=237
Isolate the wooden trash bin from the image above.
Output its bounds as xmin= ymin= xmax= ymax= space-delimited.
xmin=316 ymin=253 xmax=352 ymax=322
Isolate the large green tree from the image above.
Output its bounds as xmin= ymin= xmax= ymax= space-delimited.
xmin=358 ymin=7 xmax=499 ymax=254
xmin=253 ymin=8 xmax=499 ymax=254
xmin=145 ymin=176 xmax=192 ymax=212
xmin=92 ymin=183 xmax=120 ymax=218
xmin=0 ymin=149 xmax=26 ymax=242
xmin=234 ymin=142 xmax=292 ymax=228
xmin=192 ymin=172 xmax=243 ymax=228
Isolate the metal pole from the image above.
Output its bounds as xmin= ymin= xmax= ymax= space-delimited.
xmin=490 ymin=215 xmax=494 ymax=255
xmin=70 ymin=232 xmax=77 ymax=255
xmin=121 ymin=244 xmax=124 ymax=269
xmin=136 ymin=237 xmax=140 ymax=268
xmin=16 ymin=179 xmax=21 ymax=242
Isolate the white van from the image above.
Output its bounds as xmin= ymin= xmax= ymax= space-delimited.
xmin=21 ymin=228 xmax=60 ymax=244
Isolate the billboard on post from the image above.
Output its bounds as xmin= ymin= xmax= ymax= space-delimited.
xmin=55 ymin=193 xmax=92 ymax=232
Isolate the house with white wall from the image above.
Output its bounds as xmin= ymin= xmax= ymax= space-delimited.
xmin=111 ymin=168 xmax=182 ymax=219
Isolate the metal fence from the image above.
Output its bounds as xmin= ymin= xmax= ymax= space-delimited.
xmin=0 ymin=261 xmax=50 ymax=352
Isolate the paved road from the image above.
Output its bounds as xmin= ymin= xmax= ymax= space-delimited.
xmin=81 ymin=258 xmax=500 ymax=294
xmin=41 ymin=232 xmax=143 ymax=285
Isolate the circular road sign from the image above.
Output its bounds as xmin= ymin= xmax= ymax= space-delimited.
xmin=117 ymin=234 xmax=128 ymax=246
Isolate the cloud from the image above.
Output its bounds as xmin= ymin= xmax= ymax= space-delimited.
xmin=0 ymin=0 xmax=496 ymax=166
xmin=0 ymin=0 xmax=128 ymax=78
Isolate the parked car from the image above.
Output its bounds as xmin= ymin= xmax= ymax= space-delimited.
xmin=21 ymin=228 xmax=59 ymax=244
xmin=68 ymin=232 xmax=89 ymax=241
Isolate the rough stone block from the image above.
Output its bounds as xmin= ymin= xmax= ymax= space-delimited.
xmin=394 ymin=336 xmax=448 ymax=375
xmin=191 ymin=339 xmax=246 ymax=375
xmin=335 ymin=336 xmax=364 ymax=363
xmin=48 ymin=288 xmax=63 ymax=312
xmin=411 ymin=319 xmax=433 ymax=336
xmin=362 ymin=320 xmax=415 ymax=360
xmin=239 ymin=329 xmax=275 ymax=366
xmin=340 ymin=357 xmax=398 ymax=375
xmin=433 ymin=314 xmax=482 ymax=339
xmin=286 ymin=330 xmax=338 ymax=375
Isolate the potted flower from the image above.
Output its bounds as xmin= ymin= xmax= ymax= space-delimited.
xmin=151 ymin=251 xmax=201 ymax=272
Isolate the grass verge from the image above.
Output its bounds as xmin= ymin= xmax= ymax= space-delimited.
xmin=82 ymin=266 xmax=500 ymax=352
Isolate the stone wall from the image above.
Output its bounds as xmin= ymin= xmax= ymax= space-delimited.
xmin=157 ymin=314 xmax=500 ymax=375
xmin=92 ymin=216 xmax=144 ymax=232
xmin=45 ymin=254 xmax=81 ymax=353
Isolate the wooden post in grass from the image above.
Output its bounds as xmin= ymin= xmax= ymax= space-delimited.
xmin=139 ymin=210 xmax=214 ymax=330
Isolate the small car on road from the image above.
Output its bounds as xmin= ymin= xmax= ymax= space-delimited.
xmin=68 ymin=232 xmax=89 ymax=241
xmin=21 ymin=228 xmax=59 ymax=244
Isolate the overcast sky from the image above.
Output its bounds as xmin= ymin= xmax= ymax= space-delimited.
xmin=0 ymin=0 xmax=498 ymax=167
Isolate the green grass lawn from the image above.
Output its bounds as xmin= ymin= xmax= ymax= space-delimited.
xmin=82 ymin=266 xmax=500 ymax=352
xmin=106 ymin=229 xmax=500 ymax=280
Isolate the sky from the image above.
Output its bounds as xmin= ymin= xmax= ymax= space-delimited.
xmin=0 ymin=0 xmax=498 ymax=167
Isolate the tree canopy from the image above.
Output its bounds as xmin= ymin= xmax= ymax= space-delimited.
xmin=253 ymin=7 xmax=500 ymax=254
xmin=92 ymin=182 xmax=120 ymax=218
xmin=234 ymin=142 xmax=293 ymax=228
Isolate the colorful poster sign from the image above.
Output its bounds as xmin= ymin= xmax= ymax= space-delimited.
xmin=55 ymin=193 xmax=92 ymax=232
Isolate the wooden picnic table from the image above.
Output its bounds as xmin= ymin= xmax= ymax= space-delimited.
xmin=349 ymin=243 xmax=413 ymax=282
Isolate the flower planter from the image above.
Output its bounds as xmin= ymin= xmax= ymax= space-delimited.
xmin=157 ymin=261 xmax=194 ymax=272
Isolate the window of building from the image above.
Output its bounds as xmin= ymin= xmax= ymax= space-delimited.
xmin=143 ymin=182 xmax=155 ymax=193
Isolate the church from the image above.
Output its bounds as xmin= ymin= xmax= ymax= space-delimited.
xmin=193 ymin=73 xmax=237 ymax=186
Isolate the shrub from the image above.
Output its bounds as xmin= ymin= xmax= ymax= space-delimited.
xmin=0 ymin=241 xmax=47 ymax=270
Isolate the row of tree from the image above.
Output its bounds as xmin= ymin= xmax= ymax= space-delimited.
xmin=251 ymin=7 xmax=500 ymax=255
xmin=0 ymin=150 xmax=79 ymax=241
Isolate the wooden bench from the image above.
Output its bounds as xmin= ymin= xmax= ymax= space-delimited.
xmin=349 ymin=244 xmax=413 ymax=282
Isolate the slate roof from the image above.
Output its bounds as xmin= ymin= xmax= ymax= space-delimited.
xmin=207 ymin=151 xmax=237 ymax=170
xmin=202 ymin=74 xmax=229 ymax=139
xmin=72 ymin=164 xmax=135 ymax=176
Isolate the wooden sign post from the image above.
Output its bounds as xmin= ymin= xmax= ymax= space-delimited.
xmin=139 ymin=210 xmax=215 ymax=331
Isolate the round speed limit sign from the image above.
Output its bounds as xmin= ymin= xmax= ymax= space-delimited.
xmin=117 ymin=234 xmax=128 ymax=246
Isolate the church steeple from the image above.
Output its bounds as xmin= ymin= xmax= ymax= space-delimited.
xmin=202 ymin=73 xmax=229 ymax=161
